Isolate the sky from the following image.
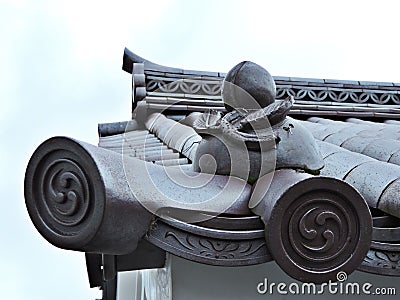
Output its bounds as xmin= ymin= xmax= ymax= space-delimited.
xmin=1 ymin=0 xmax=400 ymax=299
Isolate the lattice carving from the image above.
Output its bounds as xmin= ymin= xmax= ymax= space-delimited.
xmin=146 ymin=78 xmax=222 ymax=96
xmin=276 ymin=87 xmax=400 ymax=104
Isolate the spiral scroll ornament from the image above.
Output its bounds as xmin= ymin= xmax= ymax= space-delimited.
xmin=41 ymin=158 xmax=90 ymax=227
xmin=266 ymin=179 xmax=372 ymax=283
xmin=25 ymin=139 xmax=105 ymax=249
xmin=286 ymin=195 xmax=355 ymax=271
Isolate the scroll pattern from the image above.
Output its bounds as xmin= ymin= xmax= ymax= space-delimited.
xmin=144 ymin=77 xmax=400 ymax=105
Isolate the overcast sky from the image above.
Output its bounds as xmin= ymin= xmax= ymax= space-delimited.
xmin=1 ymin=0 xmax=400 ymax=299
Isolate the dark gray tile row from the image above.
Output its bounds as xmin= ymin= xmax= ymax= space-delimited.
xmin=317 ymin=140 xmax=400 ymax=217
xmin=98 ymin=124 xmax=194 ymax=167
xmin=274 ymin=77 xmax=400 ymax=90
xmin=303 ymin=118 xmax=400 ymax=147
xmin=290 ymin=109 xmax=400 ymax=118
xmin=126 ymin=49 xmax=400 ymax=93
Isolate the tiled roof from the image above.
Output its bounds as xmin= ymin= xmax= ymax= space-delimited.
xmin=124 ymin=48 xmax=400 ymax=119
xmin=117 ymin=48 xmax=400 ymax=279
xmin=118 ymin=48 xmax=400 ymax=232
xmin=24 ymin=49 xmax=400 ymax=300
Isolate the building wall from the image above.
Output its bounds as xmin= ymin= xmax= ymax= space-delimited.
xmin=117 ymin=254 xmax=400 ymax=300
